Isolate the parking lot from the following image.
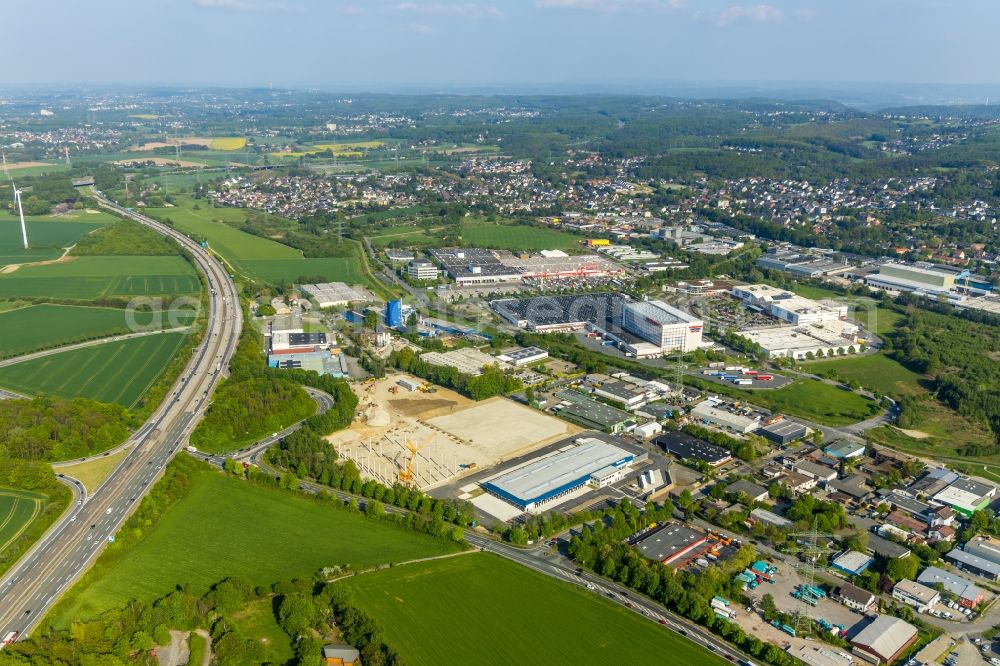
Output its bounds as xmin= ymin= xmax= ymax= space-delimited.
xmin=743 ymin=560 xmax=864 ymax=632
xmin=694 ymin=369 xmax=794 ymax=390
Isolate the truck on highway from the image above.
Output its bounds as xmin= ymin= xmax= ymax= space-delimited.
xmin=186 ymin=445 xmax=197 ymax=453
xmin=1 ymin=631 xmax=17 ymax=647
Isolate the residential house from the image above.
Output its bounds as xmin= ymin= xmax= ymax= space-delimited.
xmin=832 ymin=581 xmax=877 ymax=613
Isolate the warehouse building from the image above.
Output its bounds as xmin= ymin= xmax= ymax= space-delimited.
xmin=731 ymin=284 xmax=848 ymax=325
xmin=850 ymin=615 xmax=918 ymax=665
xmin=832 ymin=550 xmax=873 ymax=576
xmin=892 ymin=579 xmax=941 ymax=614
xmin=824 ymin=440 xmax=866 ymax=459
xmin=690 ymin=400 xmax=760 ymax=434
xmin=655 ymin=431 xmax=732 ymax=466
xmin=917 ymin=566 xmax=984 ymax=608
xmin=491 ymin=293 xmax=621 ymax=332
xmin=866 ymin=263 xmax=957 ymax=296
xmin=419 ymin=348 xmax=510 ymax=376
xmin=794 ymin=460 xmax=838 ymax=483
xmin=963 ymin=536 xmax=1000 ymax=567
xmin=592 ymin=381 xmax=649 ymax=411
xmin=737 ymin=319 xmax=862 ymax=360
xmin=554 ymin=391 xmax=636 ymax=434
xmin=270 ymin=331 xmax=329 ymax=352
xmin=431 ymin=248 xmax=523 ymax=284
xmin=749 ymin=507 xmax=792 ymax=529
xmin=632 ymin=522 xmax=710 ymax=568
xmin=620 ymin=300 xmax=703 ymax=353
xmin=946 ymin=548 xmax=1000 ymax=582
xmin=725 ymin=479 xmax=768 ymax=503
xmin=481 ymin=438 xmax=635 ymax=511
xmin=931 ymin=478 xmax=996 ymax=517
xmin=496 ymin=346 xmax=548 ymax=366
xmin=759 ymin=420 xmax=808 ymax=445
xmin=300 ymin=282 xmax=372 ymax=308
xmin=868 ymin=534 xmax=911 ymax=560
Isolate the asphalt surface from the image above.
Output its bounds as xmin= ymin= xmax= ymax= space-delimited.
xmin=0 ymin=196 xmax=243 ymax=642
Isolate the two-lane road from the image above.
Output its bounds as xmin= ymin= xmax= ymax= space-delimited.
xmin=0 ymin=196 xmax=243 ymax=641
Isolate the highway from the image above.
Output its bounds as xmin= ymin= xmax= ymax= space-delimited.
xmin=0 ymin=195 xmax=243 ymax=642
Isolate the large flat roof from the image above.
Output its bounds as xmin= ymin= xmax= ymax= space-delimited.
xmin=632 ymin=522 xmax=707 ymax=563
xmin=947 ymin=548 xmax=1000 ymax=576
xmin=482 ymin=438 xmax=633 ymax=507
xmin=917 ymin=566 xmax=983 ymax=601
xmin=623 ymin=299 xmax=698 ymax=326
xmin=655 ymin=431 xmax=732 ymax=465
xmin=491 ymin=292 xmax=621 ymax=328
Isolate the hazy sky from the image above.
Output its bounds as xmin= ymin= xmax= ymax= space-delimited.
xmin=5 ymin=0 xmax=998 ymax=89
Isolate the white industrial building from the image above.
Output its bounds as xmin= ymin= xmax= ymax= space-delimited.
xmin=620 ymin=300 xmax=703 ymax=353
xmin=738 ymin=319 xmax=862 ymax=360
xmin=407 ymin=260 xmax=439 ymax=280
xmin=420 ymin=348 xmax=510 ymax=376
xmin=892 ymin=579 xmax=940 ymax=614
xmin=300 ymin=282 xmax=372 ymax=308
xmin=496 ymin=346 xmax=549 ymax=366
xmin=732 ymin=284 xmax=848 ymax=325
xmin=690 ymin=400 xmax=759 ymax=434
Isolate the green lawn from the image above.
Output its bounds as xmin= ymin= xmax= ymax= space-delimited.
xmin=690 ymin=376 xmax=878 ymax=426
xmin=459 ymin=220 xmax=585 ymax=251
xmin=0 ymin=331 xmax=189 ymax=407
xmin=757 ymin=380 xmax=878 ymax=426
xmin=368 ymin=225 xmax=442 ymax=248
xmin=343 ymin=554 xmax=727 ymax=666
xmin=226 ymin=598 xmax=294 ymax=665
xmin=0 ymin=256 xmax=199 ymax=300
xmin=53 ymin=471 xmax=458 ymax=625
xmin=0 ymin=489 xmax=45 ymax=552
xmin=804 ymin=353 xmax=924 ymax=397
xmin=186 ymin=632 xmax=208 ymax=666
xmin=0 ymin=304 xmax=194 ymax=358
xmin=0 ymin=212 xmax=116 ymax=268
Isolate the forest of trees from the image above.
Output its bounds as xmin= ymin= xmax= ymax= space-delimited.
xmin=0 ymin=571 xmax=400 ymax=666
xmin=886 ymin=309 xmax=1000 ymax=449
xmin=0 ymin=395 xmax=131 ymax=461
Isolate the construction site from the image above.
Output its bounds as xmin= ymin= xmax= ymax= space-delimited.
xmin=326 ymin=373 xmax=579 ymax=490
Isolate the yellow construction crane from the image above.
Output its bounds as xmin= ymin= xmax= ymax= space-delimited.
xmin=397 ymin=433 xmax=435 ymax=487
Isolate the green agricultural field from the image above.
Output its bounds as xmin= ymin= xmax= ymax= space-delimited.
xmin=459 ymin=220 xmax=584 ymax=251
xmin=804 ymin=352 xmax=924 ymax=397
xmin=0 ymin=331 xmax=188 ymax=407
xmin=0 ymin=489 xmax=46 ymax=552
xmin=53 ymin=471 xmax=458 ymax=625
xmin=0 ymin=304 xmax=194 ymax=358
xmin=0 ymin=256 xmax=199 ymax=300
xmin=0 ymin=212 xmax=116 ymax=268
xmin=146 ymin=198 xmax=385 ymax=291
xmin=343 ymin=554 xmax=727 ymax=666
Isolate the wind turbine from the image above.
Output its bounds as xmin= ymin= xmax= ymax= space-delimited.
xmin=2 ymin=150 xmax=28 ymax=250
